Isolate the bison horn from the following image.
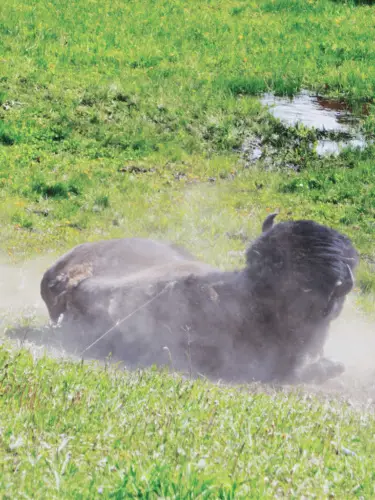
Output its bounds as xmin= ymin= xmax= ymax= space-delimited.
xmin=262 ymin=212 xmax=279 ymax=233
xmin=333 ymin=264 xmax=355 ymax=298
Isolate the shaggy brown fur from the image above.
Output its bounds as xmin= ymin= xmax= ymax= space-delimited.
xmin=40 ymin=238 xmax=198 ymax=322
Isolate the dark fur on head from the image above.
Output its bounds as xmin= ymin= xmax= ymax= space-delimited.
xmin=248 ymin=218 xmax=358 ymax=297
xmin=243 ymin=217 xmax=358 ymax=377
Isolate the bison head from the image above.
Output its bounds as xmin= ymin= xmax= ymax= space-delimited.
xmin=245 ymin=215 xmax=358 ymax=362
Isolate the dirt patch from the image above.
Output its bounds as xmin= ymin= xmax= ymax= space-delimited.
xmin=315 ymin=300 xmax=375 ymax=404
xmin=0 ymin=256 xmax=52 ymax=323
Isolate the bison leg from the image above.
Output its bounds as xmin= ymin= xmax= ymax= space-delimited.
xmin=294 ymin=357 xmax=345 ymax=385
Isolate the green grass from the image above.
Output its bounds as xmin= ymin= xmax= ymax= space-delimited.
xmin=0 ymin=0 xmax=374 ymax=269
xmin=1 ymin=0 xmax=375 ymax=495
xmin=0 ymin=344 xmax=374 ymax=499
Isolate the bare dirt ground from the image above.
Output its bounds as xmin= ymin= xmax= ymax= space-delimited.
xmin=0 ymin=257 xmax=50 ymax=319
xmin=1 ymin=257 xmax=374 ymax=407
xmin=308 ymin=304 xmax=375 ymax=406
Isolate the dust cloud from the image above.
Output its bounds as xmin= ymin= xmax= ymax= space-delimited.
xmin=0 ymin=257 xmax=50 ymax=321
xmin=313 ymin=300 xmax=375 ymax=403
xmin=1 ymin=255 xmax=375 ymax=405
xmin=0 ymin=256 xmax=73 ymax=361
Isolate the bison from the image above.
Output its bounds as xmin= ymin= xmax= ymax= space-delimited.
xmin=40 ymin=214 xmax=358 ymax=384
xmin=40 ymin=237 xmax=201 ymax=323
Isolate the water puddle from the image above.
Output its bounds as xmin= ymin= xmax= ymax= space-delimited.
xmin=315 ymin=137 xmax=367 ymax=156
xmin=260 ymin=90 xmax=369 ymax=156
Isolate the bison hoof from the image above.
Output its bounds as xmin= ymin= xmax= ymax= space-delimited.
xmin=297 ymin=357 xmax=345 ymax=384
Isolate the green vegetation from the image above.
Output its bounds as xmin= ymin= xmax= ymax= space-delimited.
xmin=1 ymin=344 xmax=374 ymax=498
xmin=1 ymin=0 xmax=375 ymax=495
xmin=0 ymin=0 xmax=374 ymax=261
xmin=1 ymin=0 xmax=375 ymax=256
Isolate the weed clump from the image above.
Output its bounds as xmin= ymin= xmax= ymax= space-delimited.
xmin=94 ymin=195 xmax=110 ymax=208
xmin=31 ymin=181 xmax=81 ymax=199
xmin=0 ymin=122 xmax=17 ymax=145
xmin=11 ymin=213 xmax=33 ymax=229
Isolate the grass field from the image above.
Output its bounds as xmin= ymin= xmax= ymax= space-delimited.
xmin=1 ymin=345 xmax=375 ymax=498
xmin=1 ymin=0 xmax=375 ymax=496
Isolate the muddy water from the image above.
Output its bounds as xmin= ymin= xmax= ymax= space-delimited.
xmin=261 ymin=90 xmax=369 ymax=156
